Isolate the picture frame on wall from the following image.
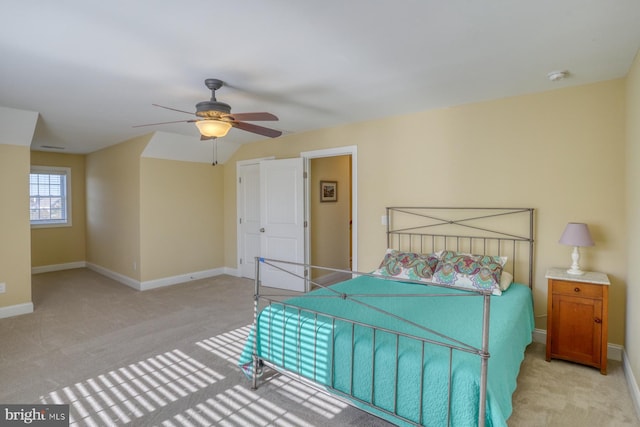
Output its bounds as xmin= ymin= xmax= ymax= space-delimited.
xmin=320 ymin=181 xmax=337 ymax=202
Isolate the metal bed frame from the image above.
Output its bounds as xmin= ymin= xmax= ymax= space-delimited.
xmin=248 ymin=207 xmax=535 ymax=427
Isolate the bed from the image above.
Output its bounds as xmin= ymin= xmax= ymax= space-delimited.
xmin=238 ymin=207 xmax=535 ymax=426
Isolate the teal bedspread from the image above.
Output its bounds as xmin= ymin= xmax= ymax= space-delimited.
xmin=238 ymin=275 xmax=534 ymax=426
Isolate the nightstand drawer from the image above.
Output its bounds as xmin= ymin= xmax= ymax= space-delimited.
xmin=551 ymin=280 xmax=602 ymax=298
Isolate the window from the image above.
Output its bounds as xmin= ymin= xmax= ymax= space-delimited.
xmin=30 ymin=166 xmax=72 ymax=227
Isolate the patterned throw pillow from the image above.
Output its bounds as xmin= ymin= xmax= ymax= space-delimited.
xmin=432 ymin=250 xmax=506 ymax=295
xmin=373 ymin=249 xmax=440 ymax=282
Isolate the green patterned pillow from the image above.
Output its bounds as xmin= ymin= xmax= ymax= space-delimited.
xmin=432 ymin=250 xmax=506 ymax=295
xmin=373 ymin=249 xmax=440 ymax=282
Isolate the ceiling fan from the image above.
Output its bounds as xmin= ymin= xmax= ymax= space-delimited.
xmin=134 ymin=79 xmax=282 ymax=140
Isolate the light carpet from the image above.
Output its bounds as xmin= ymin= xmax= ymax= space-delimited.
xmin=0 ymin=269 xmax=637 ymax=426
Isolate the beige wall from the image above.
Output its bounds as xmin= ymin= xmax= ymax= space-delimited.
xmin=86 ymin=135 xmax=150 ymax=281
xmin=30 ymin=151 xmax=86 ymax=267
xmin=224 ymin=79 xmax=627 ymax=345
xmin=0 ymin=144 xmax=32 ymax=308
xmin=140 ymin=158 xmax=225 ymax=281
xmin=625 ymin=49 xmax=640 ymax=395
xmin=37 ymin=133 xmax=226 ymax=285
xmin=310 ymin=155 xmax=352 ymax=275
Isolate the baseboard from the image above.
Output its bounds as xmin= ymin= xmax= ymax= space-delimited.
xmin=533 ymin=328 xmax=623 ymax=362
xmin=532 ymin=328 xmax=546 ymax=344
xmin=86 ymin=263 xmax=229 ymax=291
xmin=608 ymin=343 xmax=625 ymax=362
xmin=35 ymin=262 xmax=233 ymax=291
xmin=223 ymin=267 xmax=240 ymax=277
xmin=0 ymin=302 xmax=34 ymax=319
xmin=86 ymin=263 xmax=141 ymax=290
xmin=139 ymin=267 xmax=226 ymax=291
xmin=32 ymin=261 xmax=87 ymax=275
xmin=623 ymin=349 xmax=640 ymax=421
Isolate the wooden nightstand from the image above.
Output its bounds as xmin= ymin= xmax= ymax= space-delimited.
xmin=545 ymin=267 xmax=610 ymax=374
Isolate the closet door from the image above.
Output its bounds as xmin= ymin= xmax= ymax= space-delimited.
xmin=237 ymin=163 xmax=261 ymax=279
xmin=259 ymin=158 xmax=305 ymax=291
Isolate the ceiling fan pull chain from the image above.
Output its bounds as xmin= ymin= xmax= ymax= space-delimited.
xmin=212 ymin=137 xmax=218 ymax=166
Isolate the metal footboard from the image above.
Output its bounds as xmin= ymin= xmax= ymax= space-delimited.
xmin=251 ymin=259 xmax=492 ymax=427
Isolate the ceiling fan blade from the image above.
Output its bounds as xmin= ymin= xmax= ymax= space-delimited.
xmin=152 ymin=103 xmax=197 ymax=116
xmin=227 ymin=112 xmax=279 ymax=121
xmin=133 ymin=119 xmax=196 ymax=128
xmin=232 ymin=121 xmax=283 ymax=138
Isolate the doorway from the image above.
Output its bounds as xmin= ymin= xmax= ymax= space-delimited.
xmin=236 ymin=146 xmax=357 ymax=287
xmin=302 ymin=145 xmax=357 ymax=276
xmin=309 ymin=155 xmax=352 ymax=284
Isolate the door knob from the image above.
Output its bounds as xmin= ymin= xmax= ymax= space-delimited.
xmin=260 ymin=228 xmax=265 ymax=232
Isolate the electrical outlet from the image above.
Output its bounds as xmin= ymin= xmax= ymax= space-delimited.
xmin=0 ymin=282 xmax=6 ymax=294
xmin=381 ymin=215 xmax=388 ymax=226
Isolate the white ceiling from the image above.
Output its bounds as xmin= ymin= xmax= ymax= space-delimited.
xmin=1 ymin=1 xmax=639 ymax=155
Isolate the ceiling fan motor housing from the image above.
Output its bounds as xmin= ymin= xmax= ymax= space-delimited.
xmin=196 ymin=101 xmax=232 ymax=118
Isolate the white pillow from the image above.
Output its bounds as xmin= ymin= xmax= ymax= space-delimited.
xmin=499 ymin=271 xmax=514 ymax=291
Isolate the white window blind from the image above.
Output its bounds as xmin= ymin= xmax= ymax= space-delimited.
xmin=30 ymin=166 xmax=72 ymax=227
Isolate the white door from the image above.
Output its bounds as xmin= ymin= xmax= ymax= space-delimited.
xmin=259 ymin=158 xmax=306 ymax=291
xmin=238 ymin=163 xmax=261 ymax=279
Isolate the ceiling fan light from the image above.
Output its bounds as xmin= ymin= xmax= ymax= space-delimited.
xmin=195 ymin=120 xmax=232 ymax=137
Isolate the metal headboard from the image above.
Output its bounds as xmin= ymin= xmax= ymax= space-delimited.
xmin=386 ymin=207 xmax=535 ymax=288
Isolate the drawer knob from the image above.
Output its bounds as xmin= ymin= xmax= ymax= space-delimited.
xmin=574 ymin=287 xmax=581 ymax=292
xmin=595 ymin=318 xmax=602 ymax=324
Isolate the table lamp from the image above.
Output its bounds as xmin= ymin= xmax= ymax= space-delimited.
xmin=559 ymin=222 xmax=594 ymax=275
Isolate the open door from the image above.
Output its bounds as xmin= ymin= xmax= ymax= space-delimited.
xmin=259 ymin=158 xmax=306 ymax=291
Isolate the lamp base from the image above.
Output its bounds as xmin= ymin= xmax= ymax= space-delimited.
xmin=567 ymin=246 xmax=585 ymax=275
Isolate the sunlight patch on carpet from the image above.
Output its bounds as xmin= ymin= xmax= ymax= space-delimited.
xmin=39 ymin=349 xmax=224 ymax=426
xmin=195 ymin=325 xmax=252 ymax=363
xmin=159 ymin=384 xmax=318 ymax=427
xmin=266 ymin=375 xmax=348 ymax=418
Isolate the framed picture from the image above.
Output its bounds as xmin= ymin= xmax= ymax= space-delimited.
xmin=320 ymin=181 xmax=338 ymax=202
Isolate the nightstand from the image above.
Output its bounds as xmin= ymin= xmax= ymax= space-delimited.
xmin=545 ymin=267 xmax=609 ymax=374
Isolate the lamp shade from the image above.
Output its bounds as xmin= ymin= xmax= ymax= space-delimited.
xmin=195 ymin=120 xmax=232 ymax=138
xmin=559 ymin=223 xmax=594 ymax=247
